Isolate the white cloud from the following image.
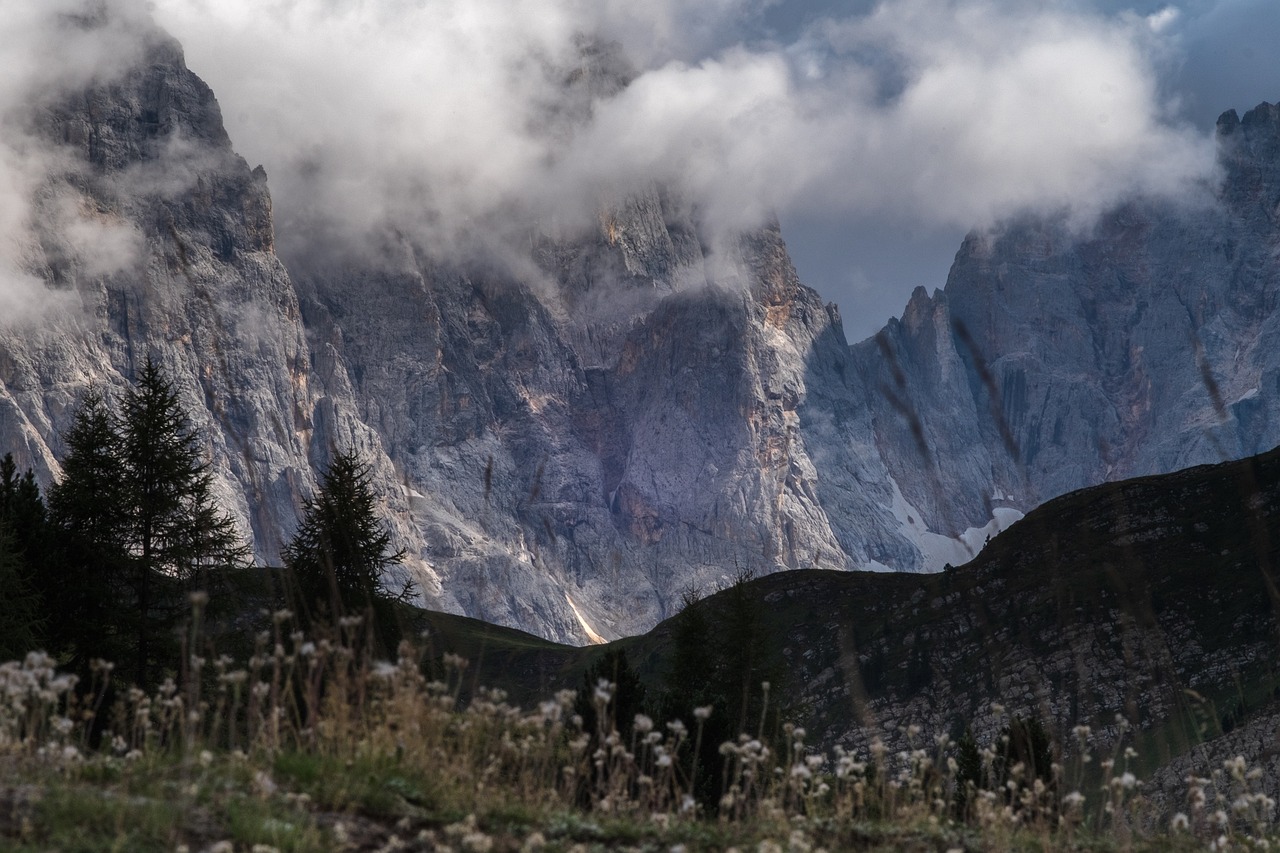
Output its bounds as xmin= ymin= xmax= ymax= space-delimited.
xmin=0 ymin=0 xmax=1223 ymax=309
xmin=52 ymin=196 xmax=144 ymax=280
xmin=1146 ymin=6 xmax=1180 ymax=34
xmin=0 ymin=0 xmax=152 ymax=326
xmin=803 ymin=0 xmax=1216 ymax=225
xmin=144 ymin=0 xmax=1215 ymax=269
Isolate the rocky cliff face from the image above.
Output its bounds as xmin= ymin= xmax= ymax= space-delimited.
xmin=255 ymin=96 xmax=1280 ymax=642
xmin=0 ymin=11 xmax=909 ymax=641
xmin=5 ymin=8 xmax=1280 ymax=644
xmin=860 ymin=103 xmax=1280 ymax=540
xmin=289 ymin=201 xmax=914 ymax=640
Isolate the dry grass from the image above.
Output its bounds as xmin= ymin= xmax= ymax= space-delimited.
xmin=0 ymin=596 xmax=1274 ymax=851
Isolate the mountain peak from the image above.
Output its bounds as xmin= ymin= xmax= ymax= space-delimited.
xmin=1216 ymin=108 xmax=1240 ymax=135
xmin=1216 ymin=101 xmax=1280 ymax=139
xmin=1241 ymin=100 xmax=1280 ymax=129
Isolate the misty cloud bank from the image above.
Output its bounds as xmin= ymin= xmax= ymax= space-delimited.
xmin=148 ymin=0 xmax=1216 ymax=263
xmin=0 ymin=0 xmax=1233 ymax=317
xmin=0 ymin=0 xmax=154 ymax=325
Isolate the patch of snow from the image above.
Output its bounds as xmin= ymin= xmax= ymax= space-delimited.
xmin=886 ymin=477 xmax=1024 ymax=571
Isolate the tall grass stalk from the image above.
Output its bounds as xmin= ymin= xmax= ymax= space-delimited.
xmin=0 ymin=604 xmax=1277 ymax=851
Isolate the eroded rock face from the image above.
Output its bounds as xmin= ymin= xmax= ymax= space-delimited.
xmin=289 ymin=202 xmax=901 ymax=640
xmin=859 ymin=101 xmax=1280 ymax=548
xmin=2 ymin=24 xmax=307 ymax=549
xmin=5 ymin=13 xmax=900 ymax=643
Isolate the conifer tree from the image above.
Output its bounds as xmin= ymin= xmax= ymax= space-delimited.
xmin=574 ymin=648 xmax=648 ymax=742
xmin=46 ymin=390 xmax=129 ymax=668
xmin=0 ymin=453 xmax=49 ymax=554
xmin=48 ymin=390 xmax=124 ymax=551
xmin=284 ymin=449 xmax=410 ymax=647
xmin=0 ymin=528 xmax=41 ymax=661
xmin=0 ymin=455 xmax=46 ymax=659
xmin=718 ymin=568 xmax=777 ymax=736
xmin=119 ymin=358 xmax=250 ymax=683
xmin=48 ymin=361 xmax=250 ymax=684
xmin=571 ymin=648 xmax=649 ymax=808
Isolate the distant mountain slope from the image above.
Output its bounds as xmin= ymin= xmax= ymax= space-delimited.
xmin=856 ymin=102 xmax=1280 ymax=548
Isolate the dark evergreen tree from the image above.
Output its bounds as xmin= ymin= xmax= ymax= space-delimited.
xmin=717 ymin=568 xmax=780 ymax=737
xmin=0 ymin=454 xmax=49 ymax=554
xmin=995 ymin=716 xmax=1056 ymax=798
xmin=46 ymin=390 xmax=130 ymax=669
xmin=47 ymin=363 xmax=251 ymax=685
xmin=0 ymin=527 xmax=42 ymax=660
xmin=952 ymin=716 xmax=1057 ymax=820
xmin=284 ymin=448 xmax=409 ymax=649
xmin=570 ymin=648 xmax=650 ymax=807
xmin=662 ymin=587 xmax=715 ymax=713
xmin=654 ymin=572 xmax=788 ymax=813
xmin=0 ymin=454 xmax=49 ymax=658
xmin=48 ymin=389 xmax=125 ymax=553
xmin=119 ymin=359 xmax=250 ymax=684
xmin=952 ymin=728 xmax=983 ymax=818
xmin=574 ymin=647 xmax=649 ymax=741
xmin=120 ymin=360 xmax=250 ymax=578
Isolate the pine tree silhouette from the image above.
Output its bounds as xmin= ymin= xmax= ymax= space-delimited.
xmin=284 ymin=448 xmax=410 ymax=651
xmin=48 ymin=360 xmax=250 ymax=685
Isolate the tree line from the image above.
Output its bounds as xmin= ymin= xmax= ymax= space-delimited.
xmin=0 ymin=358 xmax=409 ymax=687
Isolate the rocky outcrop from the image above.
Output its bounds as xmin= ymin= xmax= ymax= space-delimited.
xmin=1145 ymin=708 xmax=1280 ymax=821
xmin=289 ymin=203 xmax=899 ymax=640
xmin=860 ymin=102 xmax=1280 ymax=542
xmin=730 ymin=442 xmax=1280 ymax=762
